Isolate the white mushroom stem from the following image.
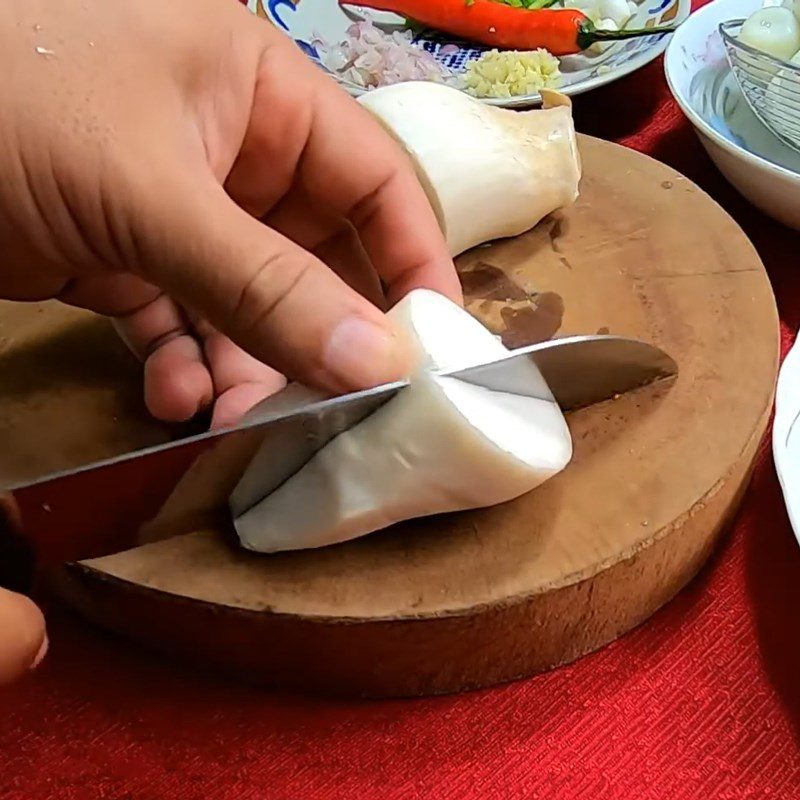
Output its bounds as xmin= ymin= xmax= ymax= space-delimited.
xmin=357 ymin=82 xmax=582 ymax=257
xmin=233 ymin=289 xmax=573 ymax=554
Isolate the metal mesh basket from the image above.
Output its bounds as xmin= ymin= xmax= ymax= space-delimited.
xmin=720 ymin=18 xmax=800 ymax=152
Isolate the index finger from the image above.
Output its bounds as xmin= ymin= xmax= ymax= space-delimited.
xmin=255 ymin=39 xmax=462 ymax=306
xmin=305 ymin=85 xmax=462 ymax=305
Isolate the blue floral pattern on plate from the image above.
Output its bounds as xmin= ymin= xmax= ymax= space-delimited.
xmin=243 ymin=0 xmax=689 ymax=107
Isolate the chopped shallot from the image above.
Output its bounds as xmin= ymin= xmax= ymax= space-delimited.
xmin=313 ymin=22 xmax=460 ymax=89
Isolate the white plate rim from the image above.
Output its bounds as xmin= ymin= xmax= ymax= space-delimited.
xmin=336 ymin=30 xmax=677 ymax=108
xmin=774 ymin=335 xmax=800 ymax=541
xmin=256 ymin=0 xmax=689 ymax=107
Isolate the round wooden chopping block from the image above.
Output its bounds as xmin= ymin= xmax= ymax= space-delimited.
xmin=5 ymin=136 xmax=778 ymax=698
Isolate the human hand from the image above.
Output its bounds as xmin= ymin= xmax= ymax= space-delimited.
xmin=0 ymin=496 xmax=47 ymax=684
xmin=0 ymin=0 xmax=461 ymax=428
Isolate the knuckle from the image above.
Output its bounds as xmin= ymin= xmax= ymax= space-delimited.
xmin=231 ymin=248 xmax=313 ymax=342
xmin=346 ymin=170 xmax=397 ymax=232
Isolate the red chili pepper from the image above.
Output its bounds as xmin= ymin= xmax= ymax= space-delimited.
xmin=340 ymin=0 xmax=677 ymax=56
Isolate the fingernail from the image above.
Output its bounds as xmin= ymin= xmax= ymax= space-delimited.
xmin=30 ymin=633 xmax=48 ymax=670
xmin=323 ymin=316 xmax=410 ymax=390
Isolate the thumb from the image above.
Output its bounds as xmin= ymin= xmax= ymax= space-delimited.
xmin=134 ymin=176 xmax=413 ymax=394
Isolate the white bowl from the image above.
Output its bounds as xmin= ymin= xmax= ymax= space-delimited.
xmin=664 ymin=0 xmax=800 ymax=230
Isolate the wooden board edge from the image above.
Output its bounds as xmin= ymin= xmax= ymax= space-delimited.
xmin=47 ymin=398 xmax=769 ymax=698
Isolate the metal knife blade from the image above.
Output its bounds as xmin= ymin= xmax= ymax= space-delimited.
xmin=449 ymin=334 xmax=678 ymax=410
xmin=7 ymin=334 xmax=676 ymax=498
xmin=228 ymin=334 xmax=677 ymax=517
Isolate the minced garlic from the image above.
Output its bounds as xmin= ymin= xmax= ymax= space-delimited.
xmin=463 ymin=49 xmax=561 ymax=98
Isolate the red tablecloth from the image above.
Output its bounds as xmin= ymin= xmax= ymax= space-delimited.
xmin=3 ymin=12 xmax=800 ymax=799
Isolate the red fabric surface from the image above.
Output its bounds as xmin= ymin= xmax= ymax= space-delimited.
xmin=4 ymin=9 xmax=800 ymax=799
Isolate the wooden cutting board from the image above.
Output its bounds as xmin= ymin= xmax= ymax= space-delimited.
xmin=2 ymin=136 xmax=779 ymax=698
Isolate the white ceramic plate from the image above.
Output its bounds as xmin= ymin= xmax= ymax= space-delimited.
xmin=774 ymin=336 xmax=800 ymax=544
xmin=665 ymin=0 xmax=800 ymax=229
xmin=244 ymin=0 xmax=689 ymax=107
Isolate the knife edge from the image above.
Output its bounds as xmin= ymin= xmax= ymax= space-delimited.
xmin=7 ymin=335 xmax=677 ymax=496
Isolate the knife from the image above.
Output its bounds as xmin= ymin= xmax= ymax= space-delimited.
xmin=229 ymin=334 xmax=677 ymax=518
xmin=8 ymin=333 xmax=677 ymax=494
xmin=6 ymin=334 xmax=676 ymax=565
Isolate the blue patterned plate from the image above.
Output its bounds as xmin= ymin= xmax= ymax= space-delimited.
xmin=243 ymin=0 xmax=689 ymax=107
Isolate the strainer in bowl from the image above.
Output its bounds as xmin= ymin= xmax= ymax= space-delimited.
xmin=720 ymin=18 xmax=800 ymax=152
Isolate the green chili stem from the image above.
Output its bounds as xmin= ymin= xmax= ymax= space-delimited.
xmin=577 ymin=21 xmax=678 ymax=49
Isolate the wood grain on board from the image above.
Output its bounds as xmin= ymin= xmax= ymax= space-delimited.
xmin=2 ymin=136 xmax=780 ymax=697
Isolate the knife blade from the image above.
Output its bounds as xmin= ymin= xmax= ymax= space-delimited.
xmin=7 ymin=334 xmax=677 ymax=498
xmin=228 ymin=334 xmax=677 ymax=518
